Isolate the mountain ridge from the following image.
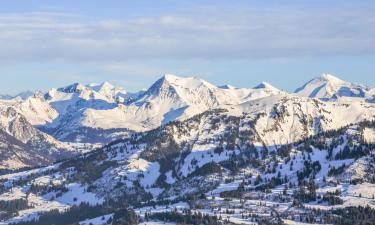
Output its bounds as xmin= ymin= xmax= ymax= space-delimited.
xmin=0 ymin=73 xmax=374 ymax=170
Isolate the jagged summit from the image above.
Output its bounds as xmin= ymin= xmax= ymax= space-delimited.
xmin=92 ymin=81 xmax=127 ymax=100
xmin=47 ymin=81 xmax=127 ymax=102
xmin=55 ymin=81 xmax=124 ymax=96
xmin=145 ymin=74 xmax=214 ymax=97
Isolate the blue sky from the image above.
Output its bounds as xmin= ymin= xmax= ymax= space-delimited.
xmin=1 ymin=0 xmax=375 ymax=94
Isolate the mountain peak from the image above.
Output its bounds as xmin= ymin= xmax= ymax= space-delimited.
xmin=319 ymin=73 xmax=345 ymax=84
xmin=158 ymin=74 xmax=215 ymax=90
xmin=254 ymin=81 xmax=276 ymax=90
xmin=90 ymin=81 xmax=117 ymax=93
xmin=295 ymin=73 xmax=369 ymax=99
xmin=219 ymin=84 xmax=236 ymax=89
xmin=57 ymin=83 xmax=87 ymax=94
xmin=163 ymin=73 xmax=181 ymax=81
xmin=100 ymin=81 xmax=115 ymax=88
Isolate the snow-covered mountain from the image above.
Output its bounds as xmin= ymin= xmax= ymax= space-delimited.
xmin=295 ymin=73 xmax=372 ymax=101
xmin=0 ymin=73 xmax=373 ymax=166
xmin=0 ymin=104 xmax=93 ymax=169
xmin=49 ymin=81 xmax=128 ymax=104
xmin=0 ymin=73 xmax=374 ymax=224
xmin=1 ymin=73 xmax=373 ymax=145
xmin=39 ymin=82 xmax=132 ymax=142
xmin=11 ymin=74 xmax=282 ymax=143
xmin=126 ymin=74 xmax=283 ymax=126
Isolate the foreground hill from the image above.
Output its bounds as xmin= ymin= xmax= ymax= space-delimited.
xmin=0 ymin=103 xmax=374 ymax=224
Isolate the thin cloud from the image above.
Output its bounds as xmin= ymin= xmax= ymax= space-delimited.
xmin=0 ymin=6 xmax=374 ymax=63
xmin=101 ymin=63 xmax=165 ymax=77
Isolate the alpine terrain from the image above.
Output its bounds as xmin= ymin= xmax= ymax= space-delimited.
xmin=0 ymin=74 xmax=375 ymax=225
